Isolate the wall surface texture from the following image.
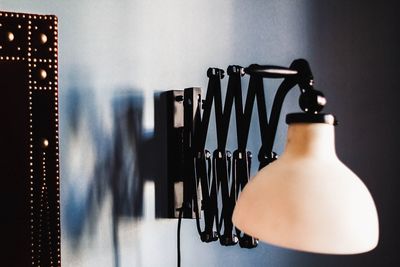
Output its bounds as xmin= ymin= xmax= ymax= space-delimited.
xmin=0 ymin=0 xmax=398 ymax=266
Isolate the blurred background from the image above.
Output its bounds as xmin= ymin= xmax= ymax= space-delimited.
xmin=1 ymin=0 xmax=399 ymax=266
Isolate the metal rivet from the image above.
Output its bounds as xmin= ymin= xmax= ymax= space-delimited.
xmin=39 ymin=69 xmax=47 ymax=79
xmin=40 ymin=33 xmax=47 ymax=44
xmin=42 ymin=138 xmax=49 ymax=148
xmin=7 ymin=32 xmax=14 ymax=41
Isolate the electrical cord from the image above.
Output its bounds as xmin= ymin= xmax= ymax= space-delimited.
xmin=177 ymin=205 xmax=184 ymax=267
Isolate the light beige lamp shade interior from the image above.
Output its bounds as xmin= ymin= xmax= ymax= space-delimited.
xmin=232 ymin=122 xmax=379 ymax=254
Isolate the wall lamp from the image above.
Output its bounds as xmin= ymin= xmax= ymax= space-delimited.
xmin=163 ymin=59 xmax=378 ymax=257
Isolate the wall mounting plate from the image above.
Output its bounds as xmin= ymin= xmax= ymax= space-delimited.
xmin=157 ymin=89 xmax=202 ymax=219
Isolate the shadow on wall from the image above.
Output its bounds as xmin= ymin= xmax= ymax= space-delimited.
xmin=61 ymin=83 xmax=171 ymax=267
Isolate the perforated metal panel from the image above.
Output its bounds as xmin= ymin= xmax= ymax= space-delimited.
xmin=0 ymin=11 xmax=61 ymax=267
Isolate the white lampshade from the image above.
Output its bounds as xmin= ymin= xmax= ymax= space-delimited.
xmin=232 ymin=121 xmax=379 ymax=254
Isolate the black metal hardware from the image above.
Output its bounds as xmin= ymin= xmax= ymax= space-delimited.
xmin=244 ymin=64 xmax=298 ymax=78
xmin=286 ymin=113 xmax=337 ymax=125
xmin=166 ymin=59 xmax=332 ymax=248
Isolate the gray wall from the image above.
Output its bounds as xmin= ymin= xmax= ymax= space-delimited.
xmin=307 ymin=2 xmax=400 ymax=266
xmin=0 ymin=0 xmax=398 ymax=266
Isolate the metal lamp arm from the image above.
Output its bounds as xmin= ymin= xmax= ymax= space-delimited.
xmin=246 ymin=59 xmax=326 ymax=166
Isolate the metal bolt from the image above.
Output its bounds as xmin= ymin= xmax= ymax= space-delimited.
xmin=175 ymin=95 xmax=184 ymax=102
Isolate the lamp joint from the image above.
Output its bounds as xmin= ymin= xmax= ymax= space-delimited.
xmin=258 ymin=149 xmax=278 ymax=168
xmin=238 ymin=235 xmax=259 ymax=249
xmin=200 ymin=231 xmax=219 ymax=243
xmin=219 ymin=234 xmax=239 ymax=246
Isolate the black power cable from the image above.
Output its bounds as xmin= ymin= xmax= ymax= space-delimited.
xmin=177 ymin=205 xmax=184 ymax=267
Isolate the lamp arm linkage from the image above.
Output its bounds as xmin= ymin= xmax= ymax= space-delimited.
xmin=180 ymin=59 xmax=327 ymax=249
xmin=256 ymin=58 xmax=324 ymax=167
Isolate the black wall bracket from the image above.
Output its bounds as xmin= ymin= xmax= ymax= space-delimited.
xmin=161 ymin=88 xmax=202 ymax=219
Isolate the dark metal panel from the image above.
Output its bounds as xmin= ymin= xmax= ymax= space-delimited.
xmin=0 ymin=11 xmax=60 ymax=267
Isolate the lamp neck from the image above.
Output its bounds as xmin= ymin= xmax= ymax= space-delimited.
xmin=284 ymin=123 xmax=336 ymax=159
